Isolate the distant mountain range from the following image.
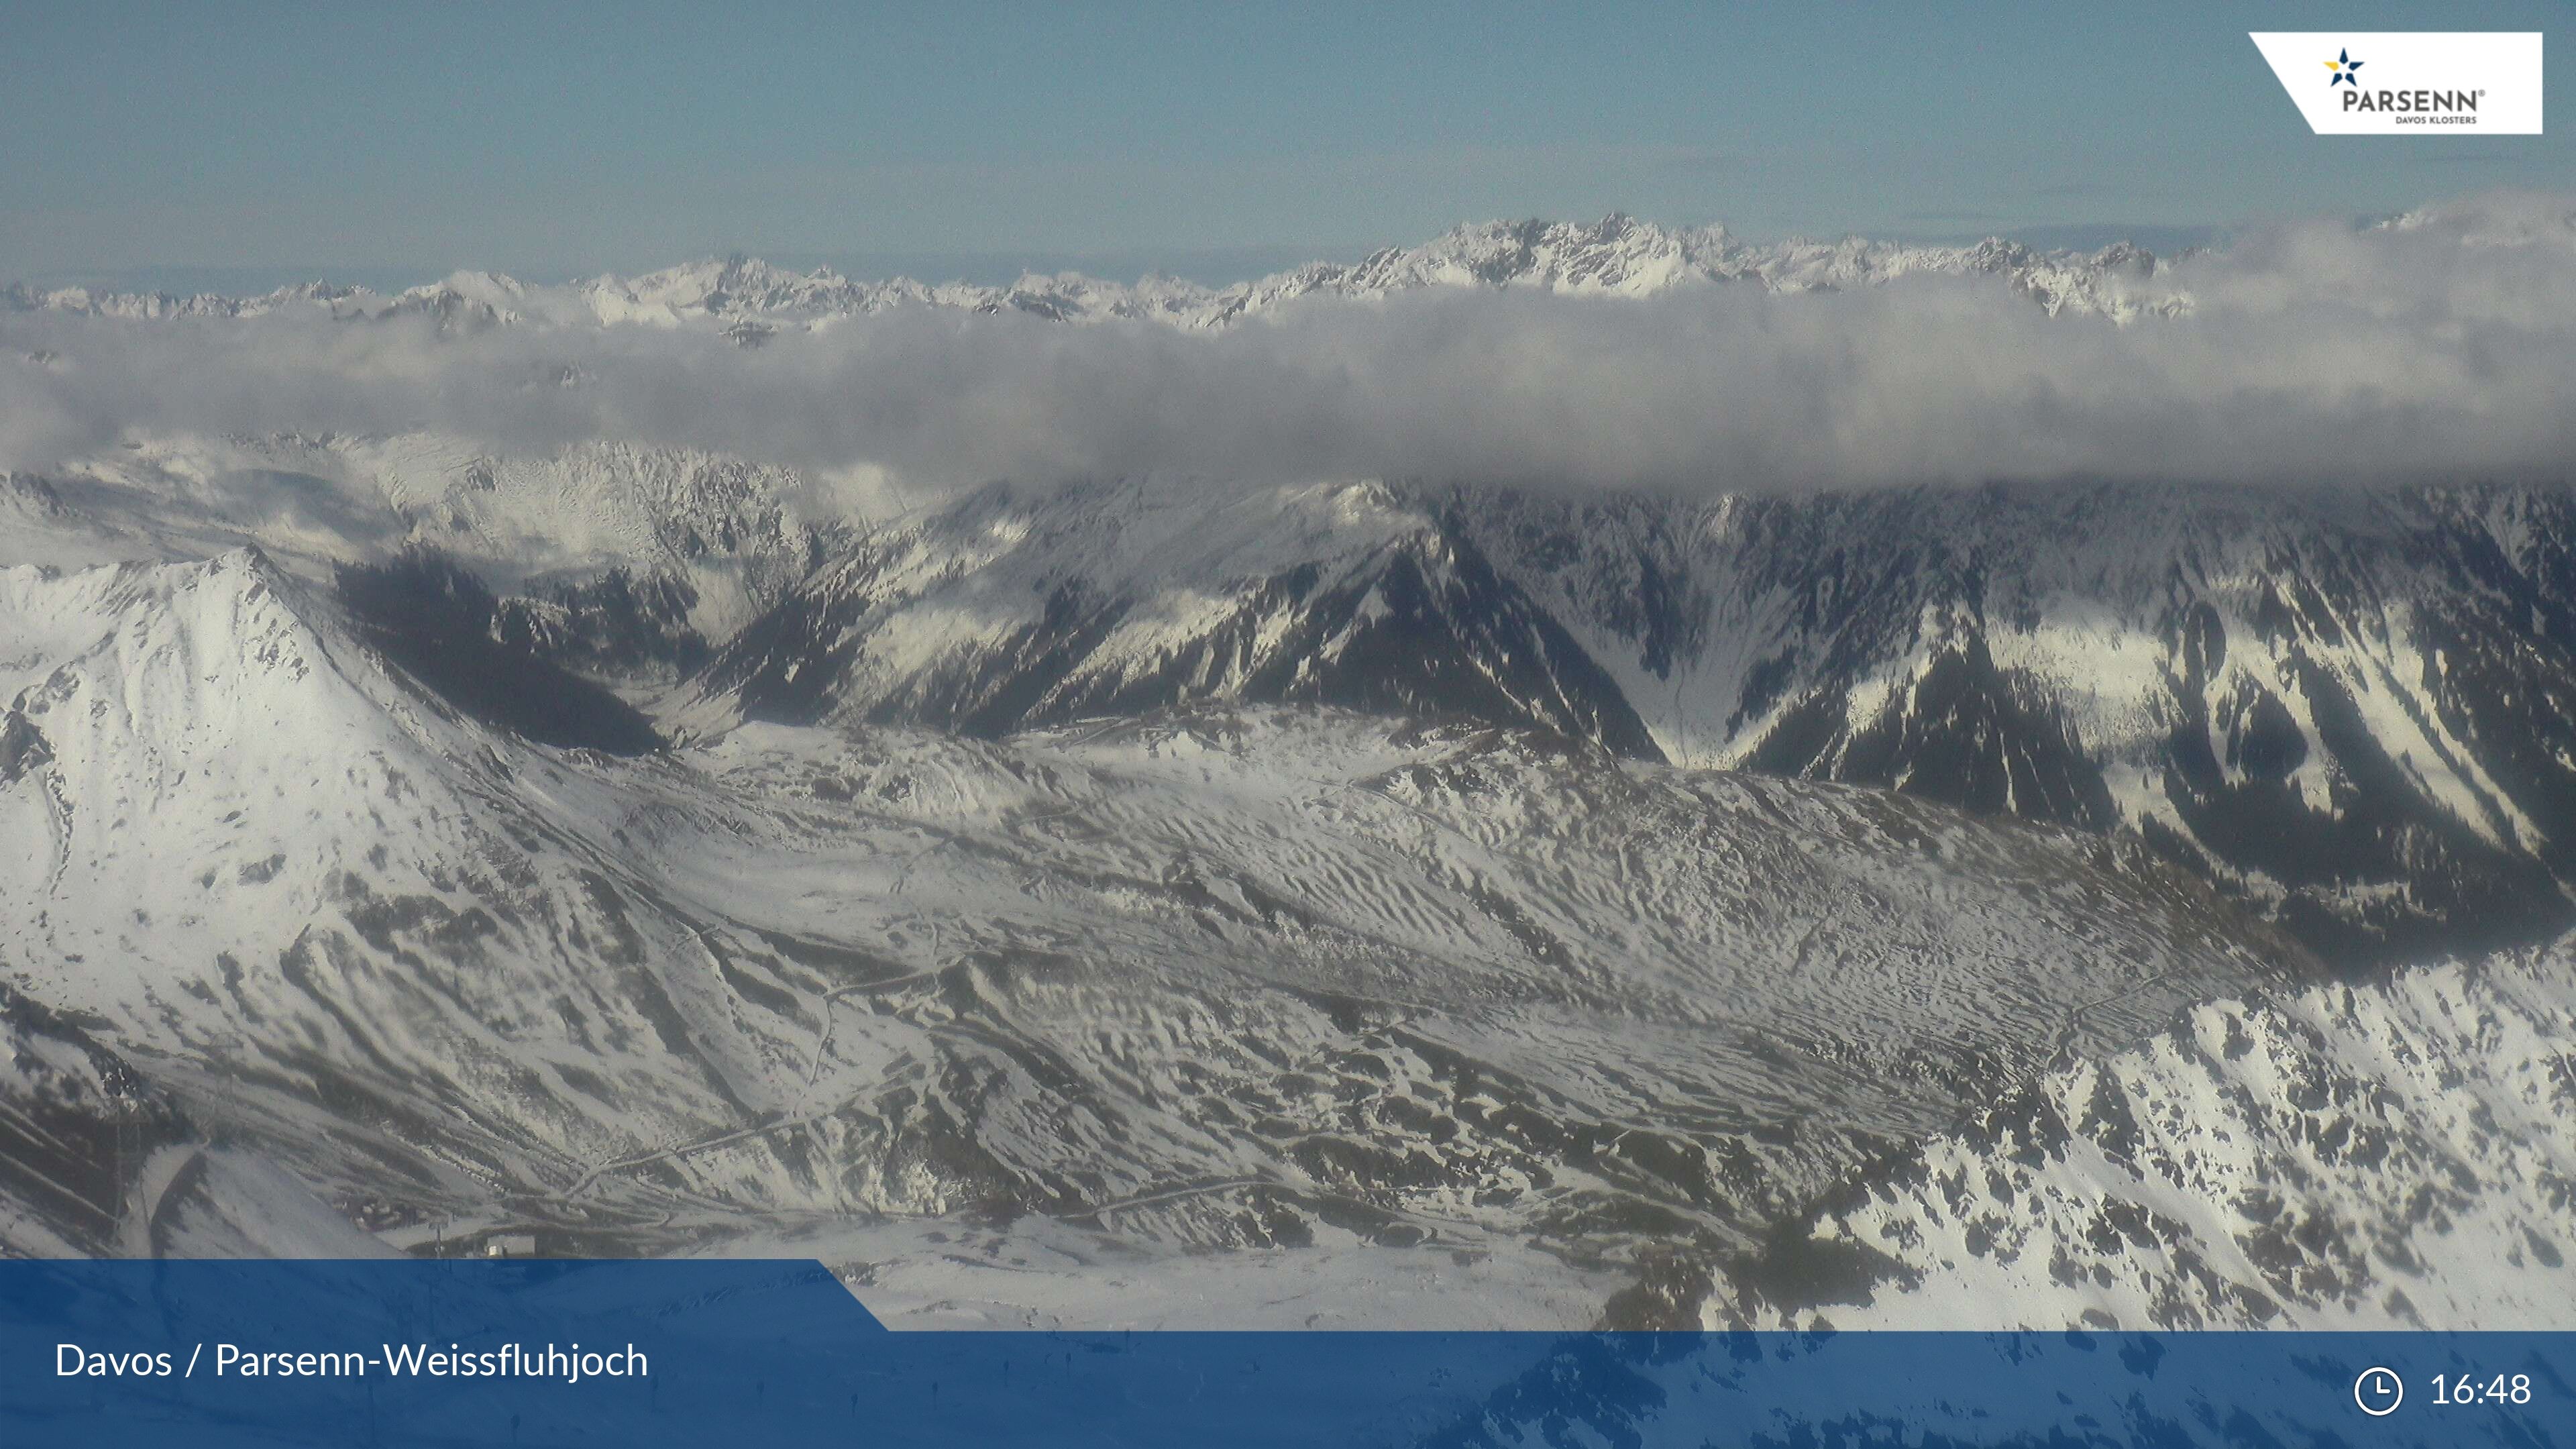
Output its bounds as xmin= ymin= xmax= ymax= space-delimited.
xmin=4 ymin=214 xmax=2186 ymax=331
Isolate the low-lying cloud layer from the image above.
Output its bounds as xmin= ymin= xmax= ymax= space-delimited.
xmin=5 ymin=192 xmax=2573 ymax=501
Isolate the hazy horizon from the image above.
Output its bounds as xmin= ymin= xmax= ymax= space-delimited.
xmin=4 ymin=1 xmax=2562 ymax=287
xmin=9 ymin=223 xmax=2250 ymax=299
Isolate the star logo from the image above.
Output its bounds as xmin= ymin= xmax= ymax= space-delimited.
xmin=2324 ymin=48 xmax=2364 ymax=86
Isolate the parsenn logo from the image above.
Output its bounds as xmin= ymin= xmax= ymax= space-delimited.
xmin=2251 ymin=32 xmax=2542 ymax=134
xmin=2326 ymin=42 xmax=2479 ymax=118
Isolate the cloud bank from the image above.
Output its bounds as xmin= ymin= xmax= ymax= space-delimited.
xmin=5 ymin=192 xmax=2573 ymax=502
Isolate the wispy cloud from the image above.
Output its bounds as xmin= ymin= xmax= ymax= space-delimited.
xmin=5 ymin=191 xmax=2573 ymax=502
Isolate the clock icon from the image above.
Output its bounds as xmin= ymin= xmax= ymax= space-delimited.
xmin=2355 ymin=1366 xmax=2405 ymax=1417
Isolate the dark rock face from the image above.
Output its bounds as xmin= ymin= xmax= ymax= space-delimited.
xmin=0 ymin=981 xmax=192 ymax=1256
xmin=1742 ymin=638 xmax=2118 ymax=831
xmin=0 ymin=710 xmax=52 ymax=784
xmin=334 ymin=551 xmax=664 ymax=756
xmin=700 ymin=485 xmax=1662 ymax=756
xmin=494 ymin=568 xmax=712 ymax=680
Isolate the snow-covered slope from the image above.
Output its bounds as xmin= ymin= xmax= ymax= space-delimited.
xmin=0 ymin=471 xmax=138 ymax=570
xmin=672 ymin=477 xmax=1666 ymax=756
xmin=1709 ymin=938 xmax=2576 ymax=1330
xmin=1458 ymin=483 xmax=2576 ymax=962
xmin=0 ymin=551 xmax=805 ymax=1239
xmin=0 ymin=552 xmax=2299 ymax=1316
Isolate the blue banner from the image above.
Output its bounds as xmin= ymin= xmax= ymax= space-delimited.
xmin=3 ymin=1260 xmax=2568 ymax=1446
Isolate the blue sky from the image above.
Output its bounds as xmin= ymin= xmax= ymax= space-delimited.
xmin=2 ymin=1 xmax=2565 ymax=287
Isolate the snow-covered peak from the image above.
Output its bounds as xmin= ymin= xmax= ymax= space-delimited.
xmin=1326 ymin=213 xmax=1733 ymax=296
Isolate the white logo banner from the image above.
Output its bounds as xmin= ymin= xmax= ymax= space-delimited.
xmin=2250 ymin=32 xmax=2542 ymax=134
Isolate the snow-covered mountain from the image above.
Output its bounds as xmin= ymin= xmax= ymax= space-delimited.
xmin=667 ymin=476 xmax=2576 ymax=965
xmin=2 ymin=549 xmax=2307 ymax=1316
xmin=1706 ymin=938 xmax=2576 ymax=1331
xmin=9 ymin=506 xmax=2566 ymax=1329
xmin=10 ymin=434 xmax=832 ymax=680
xmin=48 ymin=439 xmax=2561 ymax=968
xmin=1 ymin=215 xmax=2184 ymax=333
xmin=4 ymin=206 xmax=2571 ymax=1332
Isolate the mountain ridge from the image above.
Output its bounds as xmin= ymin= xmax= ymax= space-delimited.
xmin=1703 ymin=939 xmax=2576 ymax=1331
xmin=19 ymin=437 xmax=2576 ymax=965
xmin=661 ymin=475 xmax=2576 ymax=963
xmin=3 ymin=213 xmax=2186 ymax=332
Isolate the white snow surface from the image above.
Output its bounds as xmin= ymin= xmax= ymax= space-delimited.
xmin=1719 ymin=942 xmax=2576 ymax=1330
